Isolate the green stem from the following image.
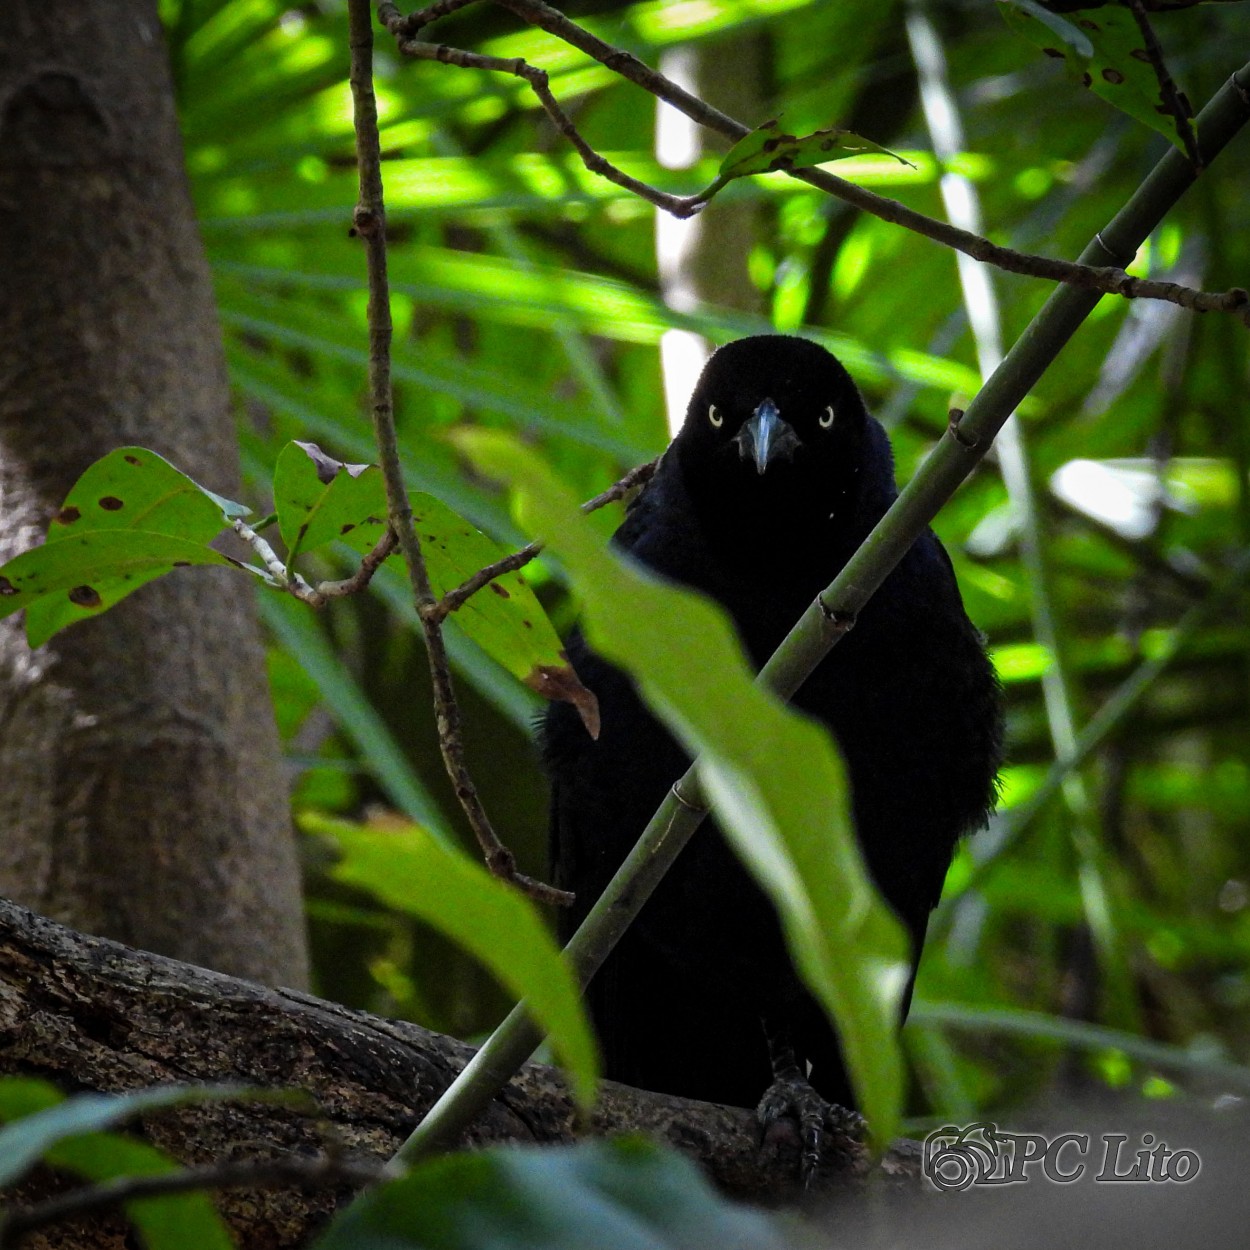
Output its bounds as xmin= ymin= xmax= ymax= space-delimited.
xmin=391 ymin=59 xmax=1250 ymax=1167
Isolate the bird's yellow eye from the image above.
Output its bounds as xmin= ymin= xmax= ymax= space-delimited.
xmin=708 ymin=404 xmax=723 ymax=428
xmin=819 ymin=405 xmax=835 ymax=429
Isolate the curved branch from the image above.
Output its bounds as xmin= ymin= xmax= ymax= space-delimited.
xmin=382 ymin=0 xmax=1250 ymax=320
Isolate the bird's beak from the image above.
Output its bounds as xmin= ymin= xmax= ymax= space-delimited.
xmin=736 ymin=398 xmax=801 ymax=475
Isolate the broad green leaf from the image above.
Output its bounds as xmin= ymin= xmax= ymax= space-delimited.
xmin=306 ymin=814 xmax=599 ymax=1108
xmin=315 ymin=1136 xmax=786 ymax=1250
xmin=716 ymin=119 xmax=913 ymax=183
xmin=42 ymin=445 xmax=247 ymax=544
xmin=997 ymin=1 xmax=1193 ymax=152
xmin=0 ymin=531 xmax=243 ymax=648
xmin=0 ymin=1078 xmax=240 ymax=1250
xmin=0 ymin=446 xmax=253 ymax=647
xmin=455 ymin=431 xmax=910 ymax=1147
xmin=0 ymin=1077 xmax=262 ymax=1187
xmin=273 ymin=439 xmax=387 ymax=565
xmin=333 ymin=487 xmax=599 ymax=736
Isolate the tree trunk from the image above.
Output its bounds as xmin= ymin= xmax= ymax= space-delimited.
xmin=0 ymin=900 xmax=918 ymax=1248
xmin=0 ymin=0 xmax=308 ymax=986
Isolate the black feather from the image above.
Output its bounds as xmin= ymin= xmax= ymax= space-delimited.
xmin=542 ymin=335 xmax=1002 ymax=1110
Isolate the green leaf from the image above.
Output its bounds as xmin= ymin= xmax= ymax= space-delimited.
xmin=997 ymin=1 xmax=1193 ymax=152
xmin=42 ymin=445 xmax=245 ymax=543
xmin=0 ymin=1077 xmax=263 ymax=1187
xmin=0 ymin=1078 xmax=242 ymax=1250
xmin=0 ymin=446 xmax=253 ymax=647
xmin=995 ymin=0 xmax=1094 ymax=58
xmin=716 ymin=119 xmax=914 ymax=182
xmin=0 ymin=531 xmax=243 ymax=648
xmin=333 ymin=487 xmax=599 ymax=736
xmin=315 ymin=1136 xmax=786 ymax=1250
xmin=307 ymin=814 xmax=599 ymax=1108
xmin=453 ymin=431 xmax=910 ymax=1147
xmin=49 ymin=1132 xmax=237 ymax=1250
xmin=273 ymin=440 xmax=387 ymax=566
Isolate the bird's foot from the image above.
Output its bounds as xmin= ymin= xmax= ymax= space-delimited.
xmin=756 ymin=1075 xmax=865 ymax=1189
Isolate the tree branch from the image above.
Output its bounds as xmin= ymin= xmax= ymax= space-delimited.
xmin=348 ymin=0 xmax=568 ymax=907
xmin=0 ymin=898 xmax=910 ymax=1250
xmin=379 ymin=0 xmax=1250 ymax=322
xmin=434 ymin=457 xmax=659 ymax=621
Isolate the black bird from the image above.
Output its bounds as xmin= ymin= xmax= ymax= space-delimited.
xmin=542 ymin=335 xmax=1002 ymax=1160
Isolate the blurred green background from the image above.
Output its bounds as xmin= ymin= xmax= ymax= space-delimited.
xmin=166 ymin=0 xmax=1250 ymax=1127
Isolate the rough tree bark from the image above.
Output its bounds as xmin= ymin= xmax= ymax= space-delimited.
xmin=0 ymin=900 xmax=920 ymax=1249
xmin=0 ymin=2 xmax=308 ymax=985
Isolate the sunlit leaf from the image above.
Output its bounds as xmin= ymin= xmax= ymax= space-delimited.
xmin=42 ymin=445 xmax=246 ymax=541
xmin=716 ymin=119 xmax=913 ymax=183
xmin=0 ymin=531 xmax=244 ymax=648
xmin=0 ymin=446 xmax=254 ymax=646
xmin=307 ymin=815 xmax=599 ymax=1108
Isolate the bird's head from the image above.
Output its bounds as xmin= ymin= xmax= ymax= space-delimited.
xmin=673 ymin=336 xmax=884 ymax=541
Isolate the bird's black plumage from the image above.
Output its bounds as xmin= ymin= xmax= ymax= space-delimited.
xmin=543 ymin=335 xmax=1002 ymax=1114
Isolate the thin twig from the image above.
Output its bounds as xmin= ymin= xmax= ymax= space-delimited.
xmin=349 ymin=0 xmax=570 ymax=907
xmin=375 ymin=9 xmax=707 ymax=217
xmin=310 ymin=527 xmax=399 ymax=604
xmin=231 ymin=521 xmax=398 ymax=608
xmin=1126 ymin=0 xmax=1201 ymax=168
xmin=435 ymin=456 xmax=660 ymax=621
xmin=0 ymin=1154 xmax=385 ymax=1250
xmin=397 ymin=0 xmax=481 ymax=36
xmin=381 ymin=0 xmax=1250 ymax=322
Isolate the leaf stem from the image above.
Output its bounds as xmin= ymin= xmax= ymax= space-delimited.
xmin=347 ymin=0 xmax=568 ymax=906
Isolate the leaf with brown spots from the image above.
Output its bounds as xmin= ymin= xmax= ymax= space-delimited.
xmin=337 ymin=490 xmax=591 ymax=717
xmin=0 ymin=530 xmax=240 ymax=647
xmin=45 ymin=446 xmax=246 ymax=543
xmin=0 ymin=447 xmax=254 ymax=646
xmin=714 ymin=119 xmax=912 ymax=187
xmin=273 ymin=440 xmax=388 ymax=566
xmin=997 ymin=0 xmax=1195 ymax=152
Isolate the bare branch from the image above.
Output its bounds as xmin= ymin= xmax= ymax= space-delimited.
xmin=1126 ymin=0 xmax=1201 ymax=168
xmin=349 ymin=0 xmax=570 ymax=907
xmin=309 ymin=527 xmax=399 ymax=604
xmin=435 ymin=457 xmax=660 ymax=621
xmin=397 ymin=0 xmax=482 ymax=36
xmin=379 ymin=0 xmax=1250 ymax=322
xmin=375 ymin=7 xmax=706 ymax=217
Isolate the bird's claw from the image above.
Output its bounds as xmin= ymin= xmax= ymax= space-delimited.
xmin=756 ymin=1075 xmax=864 ymax=1189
